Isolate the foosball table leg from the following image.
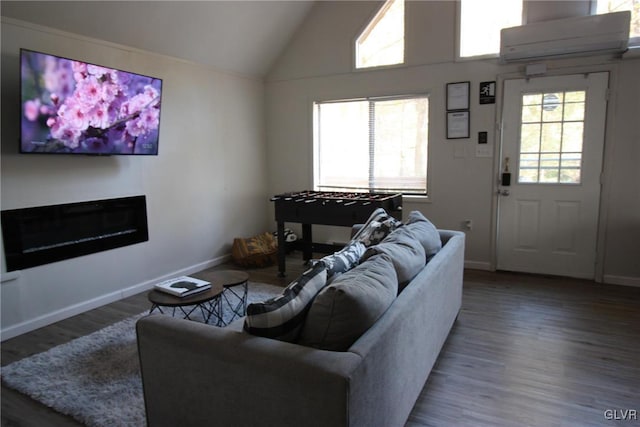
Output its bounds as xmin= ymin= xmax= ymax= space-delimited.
xmin=302 ymin=223 xmax=313 ymax=262
xmin=277 ymin=221 xmax=286 ymax=277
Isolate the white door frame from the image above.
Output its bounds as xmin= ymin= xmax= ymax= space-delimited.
xmin=490 ymin=63 xmax=620 ymax=283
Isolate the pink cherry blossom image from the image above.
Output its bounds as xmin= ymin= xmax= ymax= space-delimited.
xmin=20 ymin=49 xmax=162 ymax=154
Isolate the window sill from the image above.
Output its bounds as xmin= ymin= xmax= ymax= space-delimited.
xmin=623 ymin=46 xmax=640 ymax=59
xmin=456 ymin=53 xmax=499 ymax=62
xmin=403 ymin=194 xmax=431 ymax=204
xmin=352 ymin=61 xmax=406 ymax=73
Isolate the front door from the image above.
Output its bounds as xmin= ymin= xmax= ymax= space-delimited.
xmin=497 ymin=73 xmax=609 ymax=279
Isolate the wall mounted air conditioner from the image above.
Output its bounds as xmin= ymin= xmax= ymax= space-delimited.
xmin=500 ymin=11 xmax=630 ymax=63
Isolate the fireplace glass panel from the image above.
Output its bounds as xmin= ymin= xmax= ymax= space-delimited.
xmin=2 ymin=196 xmax=148 ymax=271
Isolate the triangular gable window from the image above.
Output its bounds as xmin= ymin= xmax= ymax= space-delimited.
xmin=356 ymin=0 xmax=405 ymax=69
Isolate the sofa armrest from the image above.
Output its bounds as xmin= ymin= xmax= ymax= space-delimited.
xmin=136 ymin=314 xmax=361 ymax=427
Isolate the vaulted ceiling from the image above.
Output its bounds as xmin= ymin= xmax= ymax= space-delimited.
xmin=1 ymin=1 xmax=316 ymax=78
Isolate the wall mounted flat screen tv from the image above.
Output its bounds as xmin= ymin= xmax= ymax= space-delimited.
xmin=20 ymin=49 xmax=162 ymax=155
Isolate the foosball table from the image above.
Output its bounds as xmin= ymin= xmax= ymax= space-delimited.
xmin=271 ymin=191 xmax=403 ymax=276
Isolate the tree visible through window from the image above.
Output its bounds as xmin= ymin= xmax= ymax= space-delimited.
xmin=459 ymin=0 xmax=522 ymax=58
xmin=356 ymin=0 xmax=404 ymax=69
xmin=459 ymin=0 xmax=639 ymax=59
xmin=518 ymin=91 xmax=586 ymax=184
xmin=314 ymin=95 xmax=429 ymax=195
xmin=597 ymin=0 xmax=640 ymax=45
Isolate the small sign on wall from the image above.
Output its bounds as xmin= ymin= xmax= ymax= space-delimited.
xmin=479 ymin=81 xmax=496 ymax=104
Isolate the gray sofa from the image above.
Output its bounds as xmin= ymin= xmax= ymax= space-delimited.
xmin=136 ymin=229 xmax=464 ymax=427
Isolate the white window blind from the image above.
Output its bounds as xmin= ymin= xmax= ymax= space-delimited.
xmin=314 ymin=95 xmax=429 ymax=195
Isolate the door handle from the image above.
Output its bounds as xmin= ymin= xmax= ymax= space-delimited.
xmin=497 ymin=189 xmax=510 ymax=196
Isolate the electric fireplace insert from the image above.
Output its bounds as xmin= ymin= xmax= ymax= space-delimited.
xmin=1 ymin=195 xmax=148 ymax=271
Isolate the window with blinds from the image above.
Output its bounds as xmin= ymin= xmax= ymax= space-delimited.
xmin=313 ymin=95 xmax=429 ymax=195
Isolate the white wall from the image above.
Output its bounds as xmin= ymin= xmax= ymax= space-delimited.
xmin=265 ymin=1 xmax=640 ymax=283
xmin=601 ymin=58 xmax=640 ymax=284
xmin=0 ymin=18 xmax=270 ymax=339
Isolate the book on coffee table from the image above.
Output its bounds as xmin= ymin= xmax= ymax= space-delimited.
xmin=154 ymin=276 xmax=211 ymax=297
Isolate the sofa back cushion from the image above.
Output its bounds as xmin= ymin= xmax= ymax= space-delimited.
xmin=361 ymin=225 xmax=426 ymax=290
xmin=298 ymin=254 xmax=397 ymax=351
xmin=243 ymin=263 xmax=327 ymax=342
xmin=406 ymin=211 xmax=442 ymax=259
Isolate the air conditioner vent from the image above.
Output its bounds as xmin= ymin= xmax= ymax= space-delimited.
xmin=500 ymin=11 xmax=630 ymax=63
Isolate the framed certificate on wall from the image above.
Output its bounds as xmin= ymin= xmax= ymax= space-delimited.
xmin=447 ymin=111 xmax=470 ymax=139
xmin=446 ymin=81 xmax=470 ymax=111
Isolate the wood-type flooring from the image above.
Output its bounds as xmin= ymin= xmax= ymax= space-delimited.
xmin=2 ymin=255 xmax=639 ymax=427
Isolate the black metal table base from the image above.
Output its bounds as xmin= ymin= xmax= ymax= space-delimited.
xmin=149 ymin=297 xmax=223 ymax=326
xmin=220 ymin=281 xmax=248 ymax=325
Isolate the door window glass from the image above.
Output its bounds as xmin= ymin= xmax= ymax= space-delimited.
xmin=518 ymin=90 xmax=586 ymax=184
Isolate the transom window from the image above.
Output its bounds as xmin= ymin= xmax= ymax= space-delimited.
xmin=459 ymin=0 xmax=639 ymax=59
xmin=313 ymin=95 xmax=429 ymax=195
xmin=459 ymin=0 xmax=522 ymax=58
xmin=355 ymin=0 xmax=404 ymax=69
xmin=597 ymin=0 xmax=640 ymax=45
xmin=518 ymin=91 xmax=586 ymax=184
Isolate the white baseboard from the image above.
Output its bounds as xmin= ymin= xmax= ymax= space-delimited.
xmin=464 ymin=260 xmax=492 ymax=271
xmin=603 ymin=274 xmax=640 ymax=287
xmin=0 ymin=254 xmax=231 ymax=341
xmin=1 ymin=288 xmax=131 ymax=341
xmin=462 ymin=263 xmax=640 ymax=287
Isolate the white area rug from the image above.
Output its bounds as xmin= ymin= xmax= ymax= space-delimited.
xmin=1 ymin=282 xmax=281 ymax=427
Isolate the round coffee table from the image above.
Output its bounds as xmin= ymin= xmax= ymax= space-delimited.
xmin=193 ymin=270 xmax=250 ymax=326
xmin=147 ymin=282 xmax=224 ymax=325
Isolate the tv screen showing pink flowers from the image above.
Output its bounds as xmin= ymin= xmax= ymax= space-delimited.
xmin=20 ymin=49 xmax=162 ymax=155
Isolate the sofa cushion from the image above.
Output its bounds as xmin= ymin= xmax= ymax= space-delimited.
xmin=243 ymin=263 xmax=327 ymax=342
xmin=350 ymin=208 xmax=402 ymax=247
xmin=361 ymin=225 xmax=426 ymax=290
xmin=298 ymin=254 xmax=397 ymax=351
xmin=318 ymin=241 xmax=366 ymax=279
xmin=406 ymin=210 xmax=442 ymax=259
